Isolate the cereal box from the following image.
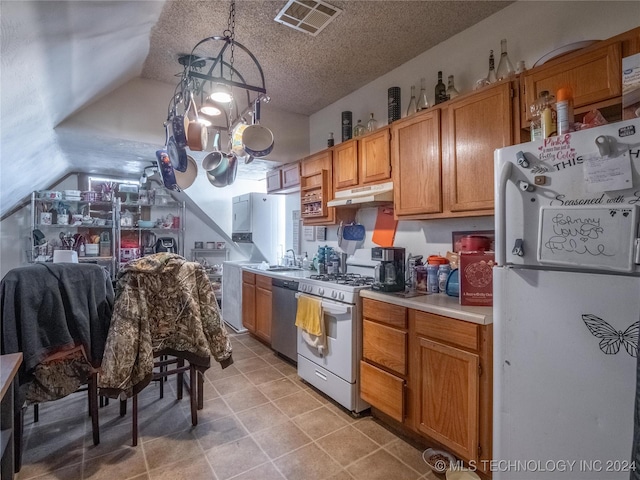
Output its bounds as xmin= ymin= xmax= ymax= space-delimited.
xmin=459 ymin=251 xmax=495 ymax=306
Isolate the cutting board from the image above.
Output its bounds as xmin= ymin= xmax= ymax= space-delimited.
xmin=372 ymin=206 xmax=397 ymax=247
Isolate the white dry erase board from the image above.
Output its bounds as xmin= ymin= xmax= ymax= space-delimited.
xmin=537 ymin=205 xmax=638 ymax=272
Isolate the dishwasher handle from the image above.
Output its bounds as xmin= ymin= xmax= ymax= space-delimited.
xmin=272 ymin=278 xmax=299 ymax=290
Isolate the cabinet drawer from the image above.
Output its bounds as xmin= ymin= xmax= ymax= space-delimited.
xmin=242 ymin=271 xmax=256 ymax=284
xmin=413 ymin=310 xmax=479 ymax=351
xmin=360 ymin=360 xmax=404 ymax=422
xmin=362 ymin=298 xmax=407 ymax=328
xmin=363 ymin=320 xmax=407 ymax=376
xmin=255 ymin=274 xmax=272 ymax=290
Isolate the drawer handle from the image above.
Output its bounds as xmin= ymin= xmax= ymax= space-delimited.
xmin=314 ymin=370 xmax=327 ymax=381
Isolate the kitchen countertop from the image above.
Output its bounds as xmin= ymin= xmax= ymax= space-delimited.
xmin=359 ymin=289 xmax=493 ymax=325
xmin=242 ymin=265 xmax=492 ymax=325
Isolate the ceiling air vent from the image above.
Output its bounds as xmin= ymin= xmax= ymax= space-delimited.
xmin=274 ymin=0 xmax=342 ymax=36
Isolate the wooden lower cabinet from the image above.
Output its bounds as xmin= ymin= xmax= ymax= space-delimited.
xmin=254 ymin=274 xmax=272 ymax=343
xmin=415 ymin=337 xmax=479 ymax=462
xmin=241 ymin=271 xmax=272 ymax=344
xmin=360 ymin=298 xmax=492 ymax=476
xmin=241 ymin=271 xmax=256 ymax=332
xmin=360 ymin=360 xmax=404 ymax=422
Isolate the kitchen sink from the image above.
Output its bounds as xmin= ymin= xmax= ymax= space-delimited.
xmin=266 ymin=266 xmax=302 ymax=272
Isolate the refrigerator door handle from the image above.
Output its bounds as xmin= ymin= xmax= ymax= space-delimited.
xmin=496 ymin=159 xmax=513 ymax=265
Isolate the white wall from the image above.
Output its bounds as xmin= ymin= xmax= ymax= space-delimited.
xmin=302 ymin=1 xmax=639 ymax=263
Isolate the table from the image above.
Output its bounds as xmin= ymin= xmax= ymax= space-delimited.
xmin=1 ymin=353 xmax=23 ymax=479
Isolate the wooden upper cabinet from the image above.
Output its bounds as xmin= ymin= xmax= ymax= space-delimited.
xmin=301 ymin=150 xmax=335 ymax=225
xmin=392 ymin=108 xmax=442 ymax=217
xmin=445 ymin=81 xmax=513 ymax=214
xmin=359 ymin=127 xmax=391 ymax=185
xmin=301 ymin=150 xmax=332 ymax=177
xmin=333 ymin=139 xmax=359 ymax=190
xmin=266 ymin=169 xmax=282 ymax=193
xmin=522 ymin=42 xmax=622 ymax=124
xmin=281 ymin=162 xmax=300 ymax=189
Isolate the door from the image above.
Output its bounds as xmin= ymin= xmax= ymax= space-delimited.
xmin=241 ymin=281 xmax=256 ymax=332
xmin=232 ymin=195 xmax=251 ymax=233
xmin=445 ymin=81 xmax=512 ymax=213
xmin=416 ymin=337 xmax=479 ymax=461
xmin=296 ymin=296 xmax=356 ymax=383
xmin=392 ymin=109 xmax=442 ymax=216
xmin=359 ymin=127 xmax=391 ymax=185
xmin=493 ymin=267 xmax=639 ymax=479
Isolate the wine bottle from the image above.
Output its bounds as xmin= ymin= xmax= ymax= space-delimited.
xmin=434 ymin=71 xmax=447 ymax=105
xmin=446 ymin=75 xmax=459 ymax=100
xmin=417 ymin=78 xmax=429 ymax=111
xmin=406 ymin=85 xmax=417 ymax=116
xmin=327 ymin=132 xmax=334 ymax=147
xmin=496 ymin=38 xmax=515 ymax=81
xmin=487 ymin=50 xmax=497 ymax=84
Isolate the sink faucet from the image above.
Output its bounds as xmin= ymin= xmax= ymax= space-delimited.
xmin=286 ymin=249 xmax=297 ymax=267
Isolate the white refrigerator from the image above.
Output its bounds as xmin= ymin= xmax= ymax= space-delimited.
xmin=493 ymin=118 xmax=640 ymax=479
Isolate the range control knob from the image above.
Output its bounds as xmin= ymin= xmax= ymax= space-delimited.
xmin=300 ymin=284 xmax=307 ymax=292
xmin=331 ymin=291 xmax=337 ymax=298
xmin=338 ymin=292 xmax=344 ymax=301
xmin=318 ymin=288 xmax=324 ymax=296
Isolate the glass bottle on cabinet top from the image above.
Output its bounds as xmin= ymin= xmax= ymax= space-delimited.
xmin=434 ymin=71 xmax=447 ymax=105
xmin=486 ymin=50 xmax=497 ymax=84
xmin=446 ymin=75 xmax=459 ymax=100
xmin=406 ymin=85 xmax=417 ymax=116
xmin=496 ymin=38 xmax=515 ymax=81
xmin=417 ymin=78 xmax=429 ymax=111
xmin=353 ymin=119 xmax=366 ymax=138
xmin=366 ymin=113 xmax=378 ymax=132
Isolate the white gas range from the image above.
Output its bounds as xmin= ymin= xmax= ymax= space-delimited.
xmin=296 ymin=269 xmax=374 ymax=414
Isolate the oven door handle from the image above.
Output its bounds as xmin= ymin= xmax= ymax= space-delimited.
xmin=295 ymin=293 xmax=351 ymax=315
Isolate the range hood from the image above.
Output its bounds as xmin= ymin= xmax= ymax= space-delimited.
xmin=327 ymin=181 xmax=394 ymax=207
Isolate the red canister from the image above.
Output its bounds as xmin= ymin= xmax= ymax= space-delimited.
xmin=460 ymin=235 xmax=492 ymax=252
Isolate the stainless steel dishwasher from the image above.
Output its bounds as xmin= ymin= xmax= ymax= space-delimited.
xmin=271 ymin=278 xmax=299 ymax=363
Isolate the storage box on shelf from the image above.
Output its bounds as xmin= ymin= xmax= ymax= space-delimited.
xmin=191 ymin=248 xmax=228 ymax=302
xmin=29 ymin=191 xmax=118 ymax=278
xmin=118 ymin=188 xmax=185 ymax=268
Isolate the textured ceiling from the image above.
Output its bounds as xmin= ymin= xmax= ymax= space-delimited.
xmin=143 ymin=0 xmax=513 ymax=116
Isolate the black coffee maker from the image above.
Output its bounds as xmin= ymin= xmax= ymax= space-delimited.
xmin=371 ymin=247 xmax=405 ymax=292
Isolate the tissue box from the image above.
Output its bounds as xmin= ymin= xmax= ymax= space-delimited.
xmin=459 ymin=251 xmax=495 ymax=306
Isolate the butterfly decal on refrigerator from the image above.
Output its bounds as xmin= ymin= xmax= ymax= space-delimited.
xmin=582 ymin=314 xmax=639 ymax=357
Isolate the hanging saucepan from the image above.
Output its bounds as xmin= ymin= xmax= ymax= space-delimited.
xmin=206 ymin=169 xmax=228 ymax=188
xmin=226 ymin=153 xmax=238 ymax=186
xmin=242 ymin=101 xmax=274 ymax=158
xmin=174 ymin=155 xmax=198 ymax=190
xmin=186 ymin=91 xmax=208 ymax=152
xmin=170 ymin=92 xmax=188 ymax=149
xmin=156 ymin=149 xmax=180 ymax=191
xmin=231 ymin=120 xmax=249 ymax=157
xmin=202 ymin=131 xmax=229 ymax=177
xmin=167 ymin=122 xmax=188 ymax=173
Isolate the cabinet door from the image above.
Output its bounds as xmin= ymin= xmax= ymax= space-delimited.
xmin=445 ymin=81 xmax=512 ymax=213
xmin=333 ymin=140 xmax=358 ymax=190
xmin=392 ymin=109 xmax=442 ymax=216
xmin=359 ymin=128 xmax=391 ymax=185
xmin=301 ymin=150 xmax=332 ymax=177
xmin=416 ymin=337 xmax=479 ymax=462
xmin=360 ymin=360 xmax=404 ymax=422
xmin=522 ymin=42 xmax=622 ymax=124
xmin=266 ymin=169 xmax=282 ymax=193
xmin=255 ymin=286 xmax=272 ymax=343
xmin=282 ymin=162 xmax=300 ymax=188
xmin=242 ymin=281 xmax=256 ymax=333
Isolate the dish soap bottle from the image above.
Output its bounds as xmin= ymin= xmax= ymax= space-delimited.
xmin=302 ymin=252 xmax=310 ymax=270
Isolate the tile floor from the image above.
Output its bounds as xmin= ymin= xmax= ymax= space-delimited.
xmin=16 ymin=333 xmax=440 ymax=480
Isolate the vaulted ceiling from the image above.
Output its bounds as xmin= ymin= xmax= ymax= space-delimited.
xmin=0 ymin=0 xmax=512 ymax=218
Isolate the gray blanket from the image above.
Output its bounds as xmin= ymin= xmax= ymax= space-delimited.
xmin=1 ymin=263 xmax=114 ymax=385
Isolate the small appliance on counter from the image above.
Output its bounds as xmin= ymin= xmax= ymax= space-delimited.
xmin=154 ymin=237 xmax=177 ymax=254
xmin=371 ymin=247 xmax=405 ymax=292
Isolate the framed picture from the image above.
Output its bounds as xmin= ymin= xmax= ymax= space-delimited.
xmin=452 ymin=230 xmax=495 ymax=252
